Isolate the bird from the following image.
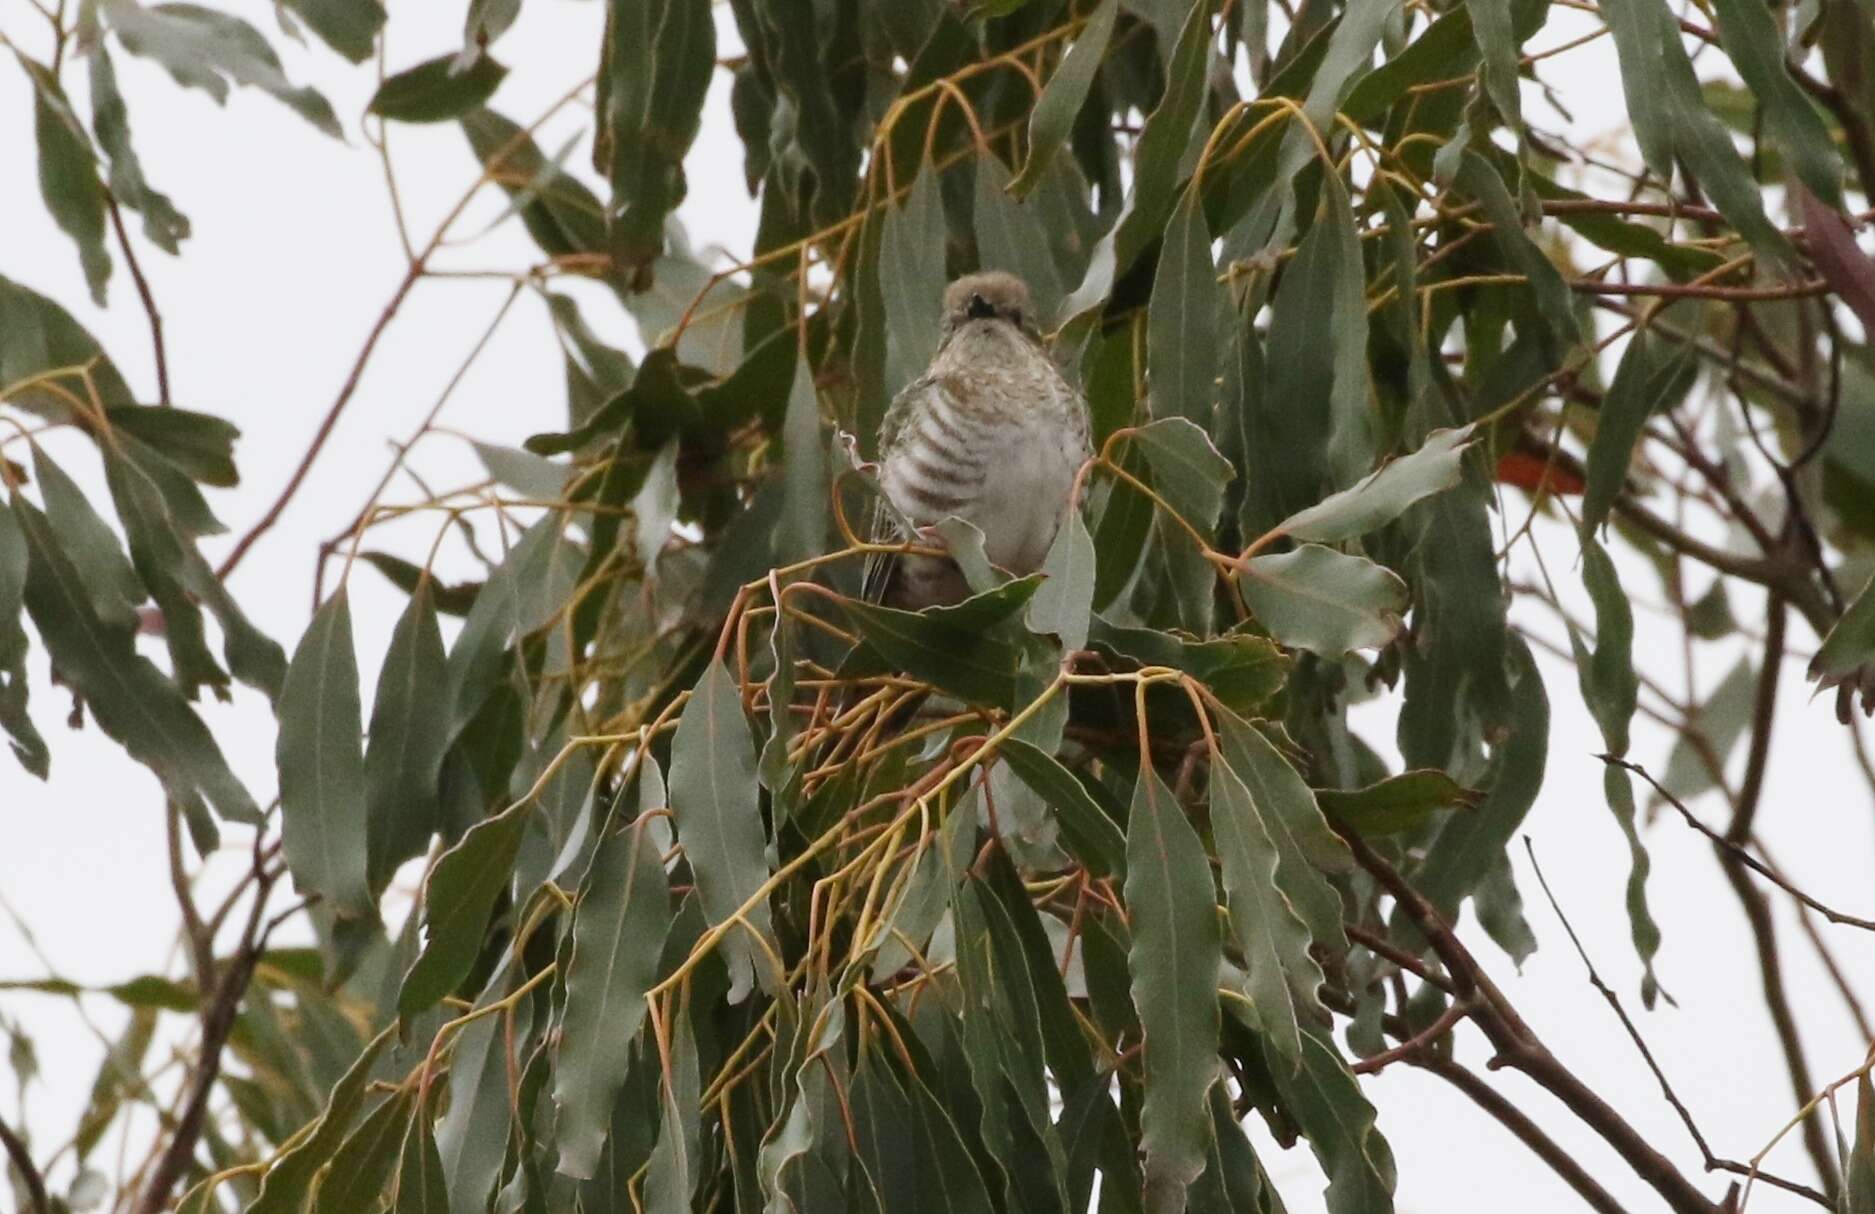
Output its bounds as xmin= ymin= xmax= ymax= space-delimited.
xmin=862 ymin=271 xmax=1092 ymax=610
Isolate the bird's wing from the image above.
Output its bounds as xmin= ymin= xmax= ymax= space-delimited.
xmin=857 ymin=374 xmax=938 ymax=605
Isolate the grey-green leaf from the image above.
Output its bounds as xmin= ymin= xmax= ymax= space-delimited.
xmin=364 ymin=581 xmax=448 ymax=895
xmin=0 ymin=506 xmax=47 ymax=778
xmin=666 ymin=659 xmax=775 ymax=1001
xmin=22 ymin=54 xmax=112 ymax=305
xmin=396 ymin=801 xmax=529 ymax=1019
xmin=1582 ymin=328 xmax=1700 ymax=536
xmin=553 ymin=814 xmax=670 ymax=1179
xmin=369 ymin=54 xmax=508 ymax=123
xmin=1237 ymin=545 xmax=1409 ymax=655
xmin=1125 ymin=764 xmax=1220 ymax=1210
xmin=1009 ymin=0 xmax=1118 ymax=197
xmin=1277 ymin=427 xmax=1475 ymax=544
xmin=1147 ymin=189 xmax=1223 ymax=426
xmin=596 ymin=0 xmax=714 ymax=269
xmin=249 ymin=1029 xmax=394 ymax=1213
xmin=280 ymin=0 xmax=386 ymax=63
xmin=1025 ymin=509 xmax=1095 ymax=650
xmin=277 ymin=588 xmax=372 ymax=918
xmin=1210 ymin=760 xmax=1319 ymax=1066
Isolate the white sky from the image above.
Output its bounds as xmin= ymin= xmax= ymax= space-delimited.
xmin=0 ymin=2 xmax=1869 ymax=1211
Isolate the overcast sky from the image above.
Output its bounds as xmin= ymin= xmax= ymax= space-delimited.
xmin=0 ymin=3 xmax=1869 ymax=1211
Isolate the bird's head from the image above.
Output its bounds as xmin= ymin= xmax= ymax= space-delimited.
xmin=941 ymin=271 xmax=1033 ymax=339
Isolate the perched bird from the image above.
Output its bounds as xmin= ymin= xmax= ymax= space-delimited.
xmin=863 ymin=271 xmax=1093 ymax=609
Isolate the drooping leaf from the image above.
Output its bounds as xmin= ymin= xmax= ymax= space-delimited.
xmin=666 ymin=659 xmax=776 ymax=1001
xmin=1846 ymin=1070 xmax=1875 ymax=1214
xmin=277 ymin=588 xmax=372 ymax=918
xmin=840 ymin=577 xmax=1045 ymax=709
xmin=364 ymin=580 xmax=449 ymax=895
xmin=314 ymin=1090 xmax=414 ymax=1214
xmin=369 ymin=54 xmax=508 ymax=123
xmin=998 ymin=737 xmax=1126 ymax=876
xmin=1811 ymin=570 xmax=1875 ymax=709
xmin=0 ymin=506 xmax=47 ymax=778
xmin=1210 ymin=758 xmax=1319 ymax=1066
xmin=1268 ymin=1031 xmax=1396 ymax=1214
xmin=1010 ymin=0 xmax=1118 ymax=197
xmin=1237 ymin=545 xmax=1409 ymax=656
xmin=773 ymin=355 xmax=827 ymax=568
xmin=1603 ymin=762 xmax=1667 ymax=1007
xmin=395 ymin=1113 xmax=450 ymax=1213
xmin=84 ymin=50 xmax=190 ymax=256
xmin=1599 ymin=0 xmax=1792 ymax=267
xmin=882 ymin=165 xmax=948 ymax=394
xmin=11 ymin=495 xmax=258 ymax=822
xmin=444 ymin=516 xmax=582 ymax=737
xmin=553 ymin=811 xmax=670 ymax=1179
xmin=1707 ymin=0 xmax=1844 ymax=206
xmin=594 ymin=0 xmax=715 ymax=269
xmin=249 ymin=1029 xmax=394 ymax=1213
xmin=1580 ymin=328 xmax=1700 ymax=537
xmin=101 ymin=0 xmax=343 ymax=138
xmin=396 ymin=801 xmax=530 ymax=1019
xmin=643 ymin=1007 xmax=701 ymax=1213
xmin=1572 ymin=535 xmax=1638 ymax=757
xmin=280 ymin=0 xmax=386 ymax=63
xmin=1130 ymin=417 xmax=1235 ymax=537
xmin=0 ymin=274 xmax=135 ymax=419
xmin=460 ymin=107 xmax=605 ymax=260
xmin=1275 ymin=427 xmax=1475 ymax=544
xmin=1147 ymin=188 xmax=1222 ymax=425
xmin=1125 ymin=764 xmax=1220 ymax=1209
xmin=21 ymin=54 xmax=113 ymax=304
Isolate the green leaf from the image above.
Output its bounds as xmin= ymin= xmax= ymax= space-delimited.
xmin=553 ymin=811 xmax=670 ymax=1179
xmin=249 ymin=1029 xmax=394 ymax=1213
xmin=21 ymin=54 xmax=112 ymax=305
xmin=1125 ymin=764 xmax=1220 ymax=1210
xmin=1063 ymin=0 xmax=1210 ymax=313
xmin=1603 ymin=763 xmax=1667 ymax=1007
xmin=277 ymin=588 xmax=372 ymax=918
xmin=0 ymin=506 xmax=47 ymax=778
xmin=1147 ymin=189 xmax=1223 ymax=426
xmin=1658 ymin=653 xmax=1755 ymax=807
xmin=667 ymin=659 xmax=776 ymax=1001
xmin=314 ymin=1090 xmax=413 ymax=1214
xmin=11 ymin=494 xmax=258 ymax=822
xmin=974 ymin=155 xmax=1068 ymax=328
xmin=774 ymin=356 xmax=826 ymax=568
xmin=395 ymin=1109 xmax=450 ymax=1213
xmin=1571 ymin=535 xmax=1638 ymax=756
xmin=1131 ymin=417 xmax=1234 ymax=536
xmin=1213 ymin=706 xmax=1351 ymax=951
xmin=1268 ymin=1032 xmax=1396 ymax=1214
xmin=369 ymin=54 xmax=508 ymax=123
xmin=471 ymin=440 xmax=565 ymax=499
xmin=445 ymin=516 xmax=581 ymax=737
xmin=1009 ymin=0 xmax=1117 ymax=197
xmin=1317 ymin=771 xmax=1481 ymax=836
xmin=1237 ymin=544 xmax=1408 ymax=656
xmin=1600 ymin=0 xmax=1792 ymax=268
xmin=1811 ymin=570 xmax=1875 ymax=688
xmin=1026 ymin=509 xmax=1095 ymax=650
xmin=1580 ymin=328 xmax=1700 ymax=536
xmin=1707 ymin=0 xmax=1844 ymax=206
xmin=105 ymin=406 xmax=239 ymax=486
xmin=73 ymin=1007 xmax=154 ymax=1162
xmin=396 ymin=801 xmax=529 ymax=1019
xmin=882 ymin=165 xmax=947 ymax=393
xmin=101 ymin=0 xmax=343 ymax=138
xmin=840 ymin=577 xmax=1044 ymax=709
xmin=1276 ymin=426 xmax=1474 ymax=544
xmin=364 ymin=581 xmax=448 ymax=894
xmin=1462 ymin=0 xmax=1521 ymax=135
xmin=643 ymin=1007 xmax=701 ymax=1213
xmin=0 ymin=274 xmax=135 ymax=419
xmin=460 ymin=107 xmax=605 ymax=260
xmin=595 ymin=0 xmax=714 ymax=269
xmin=998 ymin=738 xmax=1126 ymax=876
xmin=1210 ymin=759 xmax=1320 ymax=1066
xmin=1847 ymin=1070 xmax=1875 ymax=1214
xmin=360 ymin=552 xmax=480 ymax=615
xmin=280 ymin=0 xmax=386 ymax=63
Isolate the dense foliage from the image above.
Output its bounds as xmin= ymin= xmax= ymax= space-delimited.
xmin=3 ymin=0 xmax=1875 ymax=1211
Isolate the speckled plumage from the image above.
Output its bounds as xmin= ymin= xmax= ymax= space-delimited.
xmin=865 ymin=272 xmax=1092 ymax=609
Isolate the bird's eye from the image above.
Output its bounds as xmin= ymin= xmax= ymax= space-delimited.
xmin=1007 ymin=308 xmax=1022 ymax=327
xmin=966 ymin=292 xmax=995 ymax=320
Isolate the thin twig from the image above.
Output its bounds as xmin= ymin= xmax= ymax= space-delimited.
xmin=1352 ymin=1002 xmax=1468 ymax=1074
xmin=1606 ymin=757 xmax=1875 ymax=932
xmin=105 ymin=196 xmax=170 ymax=406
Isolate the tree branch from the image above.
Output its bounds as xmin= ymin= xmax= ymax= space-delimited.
xmin=105 ymin=195 xmax=170 ymax=406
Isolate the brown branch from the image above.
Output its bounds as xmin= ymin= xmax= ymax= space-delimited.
xmin=1338 ymin=828 xmax=1724 ymax=1214
xmin=1345 ymin=922 xmax=1459 ymax=995
xmin=132 ymin=861 xmax=278 ymax=1214
xmin=1571 ymin=277 xmax=1831 ymax=302
xmin=1414 ymin=1055 xmax=1629 ymax=1214
xmin=1352 ymin=1002 xmax=1468 ymax=1075
xmin=105 ymin=195 xmax=170 ymax=406
xmin=0 ymin=1112 xmax=50 ymax=1214
xmin=1523 ymin=839 xmax=1832 ymax=1209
